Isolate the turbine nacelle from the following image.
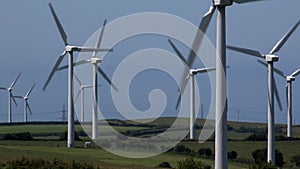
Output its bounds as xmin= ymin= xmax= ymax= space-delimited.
xmin=212 ymin=0 xmax=233 ymax=6
xmin=90 ymin=57 xmax=101 ymax=64
xmin=190 ymin=69 xmax=198 ymax=75
xmin=286 ymin=76 xmax=295 ymax=82
xmin=8 ymin=88 xmax=12 ymax=92
xmin=24 ymin=97 xmax=28 ymax=101
xmin=265 ymin=54 xmax=279 ymax=62
xmin=65 ymin=45 xmax=79 ymax=52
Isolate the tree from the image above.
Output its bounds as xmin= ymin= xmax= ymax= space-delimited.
xmin=228 ymin=151 xmax=238 ymax=160
xmin=176 ymin=158 xmax=211 ymax=169
xmin=252 ymin=148 xmax=284 ymax=167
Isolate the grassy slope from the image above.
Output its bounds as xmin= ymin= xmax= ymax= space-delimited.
xmin=0 ymin=118 xmax=300 ymax=168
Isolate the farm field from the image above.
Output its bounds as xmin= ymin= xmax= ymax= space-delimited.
xmin=0 ymin=118 xmax=299 ymax=169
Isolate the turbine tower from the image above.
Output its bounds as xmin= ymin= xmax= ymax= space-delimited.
xmin=175 ymin=1 xmax=263 ymax=168
xmin=57 ymin=19 xmax=115 ymax=140
xmin=168 ymin=39 xmax=216 ymax=140
xmin=257 ymin=60 xmax=300 ymax=137
xmin=14 ymin=83 xmax=35 ymax=123
xmin=0 ymin=73 xmax=21 ymax=123
xmin=227 ymin=20 xmax=300 ymax=164
xmin=43 ymin=3 xmax=111 ymax=148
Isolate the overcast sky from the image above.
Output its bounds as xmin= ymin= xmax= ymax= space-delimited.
xmin=0 ymin=0 xmax=299 ymax=124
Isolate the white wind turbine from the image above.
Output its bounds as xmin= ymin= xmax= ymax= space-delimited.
xmin=257 ymin=60 xmax=300 ymax=137
xmin=168 ymin=39 xmax=216 ymax=140
xmin=227 ymin=20 xmax=300 ymax=164
xmin=57 ymin=19 xmax=116 ymax=140
xmin=175 ymin=1 xmax=263 ymax=167
xmin=73 ymin=74 xmax=93 ymax=122
xmin=43 ymin=3 xmax=111 ymax=148
xmin=14 ymin=83 xmax=35 ymax=123
xmin=0 ymin=73 xmax=21 ymax=123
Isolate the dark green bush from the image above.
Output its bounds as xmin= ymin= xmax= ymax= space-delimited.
xmin=249 ymin=163 xmax=277 ymax=169
xmin=3 ymin=132 xmax=33 ymax=141
xmin=198 ymin=148 xmax=212 ymax=158
xmin=228 ymin=151 xmax=238 ymax=160
xmin=291 ymin=154 xmax=300 ymax=167
xmin=59 ymin=131 xmax=81 ymax=141
xmin=176 ymin=158 xmax=211 ymax=169
xmin=0 ymin=157 xmax=98 ymax=169
xmin=252 ymin=148 xmax=284 ymax=167
xmin=158 ymin=161 xmax=172 ymax=168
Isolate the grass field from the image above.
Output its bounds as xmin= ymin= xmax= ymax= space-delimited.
xmin=0 ymin=118 xmax=299 ymax=169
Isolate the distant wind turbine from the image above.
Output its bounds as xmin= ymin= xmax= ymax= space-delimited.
xmin=227 ymin=20 xmax=300 ymax=164
xmin=58 ymin=19 xmax=115 ymax=140
xmin=168 ymin=39 xmax=216 ymax=140
xmin=257 ymin=60 xmax=300 ymax=137
xmin=43 ymin=3 xmax=111 ymax=148
xmin=0 ymin=73 xmax=21 ymax=123
xmin=14 ymin=83 xmax=35 ymax=123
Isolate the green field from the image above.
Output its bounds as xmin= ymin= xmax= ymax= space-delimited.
xmin=0 ymin=119 xmax=299 ymax=169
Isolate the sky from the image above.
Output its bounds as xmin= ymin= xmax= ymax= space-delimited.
xmin=0 ymin=0 xmax=299 ymax=124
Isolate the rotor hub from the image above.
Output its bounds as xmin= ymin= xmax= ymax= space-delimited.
xmin=190 ymin=69 xmax=198 ymax=75
xmin=8 ymin=88 xmax=12 ymax=92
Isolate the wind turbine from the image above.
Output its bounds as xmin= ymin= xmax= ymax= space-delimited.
xmin=174 ymin=1 xmax=263 ymax=167
xmin=43 ymin=3 xmax=111 ymax=148
xmin=257 ymin=60 xmax=300 ymax=137
xmin=227 ymin=20 xmax=300 ymax=164
xmin=57 ymin=19 xmax=115 ymax=140
xmin=0 ymin=73 xmax=21 ymax=123
xmin=73 ymin=74 xmax=93 ymax=122
xmin=14 ymin=83 xmax=35 ymax=123
xmin=168 ymin=39 xmax=216 ymax=140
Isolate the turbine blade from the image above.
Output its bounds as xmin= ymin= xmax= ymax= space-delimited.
xmin=187 ymin=6 xmax=216 ymax=68
xmin=74 ymin=90 xmax=81 ymax=103
xmin=0 ymin=87 xmax=7 ymax=90
xmin=74 ymin=74 xmax=82 ymax=86
xmin=26 ymin=101 xmax=33 ymax=115
xmin=270 ymin=20 xmax=300 ymax=54
xmin=273 ymin=77 xmax=283 ymax=111
xmin=291 ymin=69 xmax=300 ymax=77
xmin=43 ymin=51 xmax=67 ymax=91
xmin=11 ymin=93 xmax=18 ymax=107
xmin=93 ymin=19 xmax=107 ymax=58
xmin=57 ymin=60 xmax=90 ymax=71
xmin=10 ymin=73 xmax=21 ymax=88
xmin=97 ymin=67 xmax=118 ymax=91
xmin=13 ymin=96 xmax=23 ymax=99
xmin=48 ymin=3 xmax=68 ymax=45
xmin=175 ymin=76 xmax=190 ymax=109
xmin=25 ymin=83 xmax=36 ymax=98
xmin=257 ymin=59 xmax=286 ymax=78
xmin=195 ymin=67 xmax=216 ymax=74
xmin=77 ymin=47 xmax=113 ymax=52
xmin=227 ymin=45 xmax=264 ymax=58
xmin=233 ymin=0 xmax=265 ymax=4
xmin=168 ymin=39 xmax=189 ymax=66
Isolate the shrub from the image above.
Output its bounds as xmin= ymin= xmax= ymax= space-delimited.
xmin=158 ymin=161 xmax=172 ymax=168
xmin=228 ymin=151 xmax=238 ymax=160
xmin=174 ymin=145 xmax=193 ymax=155
xmin=176 ymin=158 xmax=211 ymax=169
xmin=59 ymin=131 xmax=81 ymax=141
xmin=291 ymin=154 xmax=300 ymax=167
xmin=243 ymin=134 xmax=267 ymax=141
xmin=249 ymin=163 xmax=277 ymax=169
xmin=0 ymin=157 xmax=98 ymax=169
xmin=3 ymin=132 xmax=33 ymax=141
xmin=198 ymin=148 xmax=212 ymax=158
xmin=252 ymin=148 xmax=284 ymax=167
